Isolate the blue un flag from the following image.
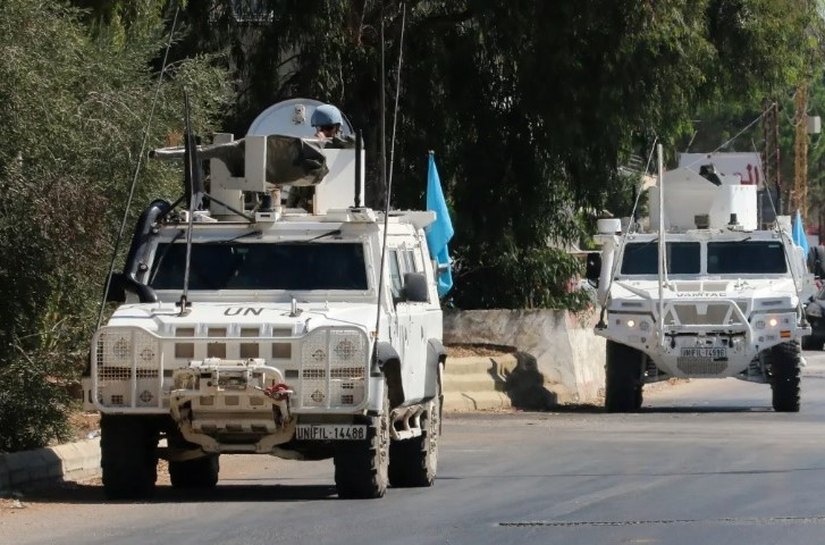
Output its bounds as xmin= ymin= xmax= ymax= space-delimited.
xmin=425 ymin=152 xmax=454 ymax=297
xmin=793 ymin=210 xmax=809 ymax=255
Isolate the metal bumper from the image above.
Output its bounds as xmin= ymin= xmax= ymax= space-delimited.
xmin=169 ymin=360 xmax=295 ymax=453
xmin=603 ymin=299 xmax=808 ymax=378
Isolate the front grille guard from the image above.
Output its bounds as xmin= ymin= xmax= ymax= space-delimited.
xmin=91 ymin=325 xmax=372 ymax=415
xmin=656 ymin=298 xmax=753 ymax=345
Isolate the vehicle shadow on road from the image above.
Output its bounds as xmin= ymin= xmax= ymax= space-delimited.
xmin=638 ymin=405 xmax=774 ymax=413
xmin=539 ymin=403 xmax=604 ymax=413
xmin=19 ymin=481 xmax=338 ymax=505
xmin=436 ymin=465 xmax=825 ymax=480
xmin=461 ymin=403 xmax=778 ymax=415
xmin=516 ymin=404 xmax=776 ymax=414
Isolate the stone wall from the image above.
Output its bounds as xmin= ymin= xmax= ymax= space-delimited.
xmin=443 ymin=309 xmax=606 ymax=404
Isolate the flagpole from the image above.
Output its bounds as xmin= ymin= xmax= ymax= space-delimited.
xmin=371 ymin=0 xmax=394 ymax=377
xmin=657 ymin=143 xmax=666 ymax=347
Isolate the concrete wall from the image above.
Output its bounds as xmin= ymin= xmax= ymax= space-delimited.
xmin=444 ymin=309 xmax=606 ymax=404
xmin=0 ymin=438 xmax=100 ymax=494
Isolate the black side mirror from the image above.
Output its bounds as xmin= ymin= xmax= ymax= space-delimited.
xmin=106 ymin=273 xmax=127 ymax=303
xmin=105 ymin=272 xmax=158 ymax=303
xmin=585 ymin=252 xmax=601 ymax=284
xmin=403 ymin=272 xmax=429 ymax=303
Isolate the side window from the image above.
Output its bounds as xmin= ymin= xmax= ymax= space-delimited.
xmin=388 ymin=250 xmax=403 ymax=299
xmin=404 ymin=250 xmax=417 ymax=273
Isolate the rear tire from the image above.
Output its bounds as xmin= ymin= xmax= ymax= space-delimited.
xmin=769 ymin=342 xmax=801 ymax=412
xmin=634 ymin=382 xmax=644 ymax=411
xmin=334 ymin=387 xmax=390 ymax=499
xmin=100 ymin=415 xmax=159 ymax=500
xmin=605 ymin=341 xmax=644 ymax=413
xmin=169 ymin=454 xmax=220 ymax=489
xmin=389 ymin=380 xmax=441 ymax=488
xmin=801 ymin=335 xmax=821 ymax=351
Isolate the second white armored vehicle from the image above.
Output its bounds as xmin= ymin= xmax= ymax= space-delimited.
xmin=83 ymin=99 xmax=446 ymax=499
xmin=592 ymin=158 xmax=812 ymax=412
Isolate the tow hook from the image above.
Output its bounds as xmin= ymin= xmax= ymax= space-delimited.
xmin=263 ymin=383 xmax=293 ymax=401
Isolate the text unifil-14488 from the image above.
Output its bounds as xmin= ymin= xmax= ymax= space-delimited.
xmin=295 ymin=425 xmax=367 ymax=441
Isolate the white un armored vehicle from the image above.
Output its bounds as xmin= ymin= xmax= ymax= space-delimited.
xmin=591 ymin=151 xmax=813 ymax=413
xmin=83 ymin=99 xmax=446 ymax=500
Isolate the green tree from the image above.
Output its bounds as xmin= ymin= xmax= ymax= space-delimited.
xmin=163 ymin=1 xmax=820 ymax=309
xmin=0 ymin=0 xmax=231 ymax=451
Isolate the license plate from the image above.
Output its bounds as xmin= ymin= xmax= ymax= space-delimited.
xmin=295 ymin=425 xmax=367 ymax=441
xmin=680 ymin=347 xmax=727 ymax=359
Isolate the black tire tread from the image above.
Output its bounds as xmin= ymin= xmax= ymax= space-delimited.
xmin=100 ymin=415 xmax=159 ymax=500
xmin=801 ymin=335 xmax=821 ymax=351
xmin=169 ymin=455 xmax=220 ymax=488
xmin=333 ymin=388 xmax=389 ymax=499
xmin=605 ymin=341 xmax=644 ymax=413
xmin=770 ymin=341 xmax=801 ymax=413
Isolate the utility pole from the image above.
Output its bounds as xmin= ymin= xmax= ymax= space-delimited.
xmin=763 ymin=99 xmax=782 ymax=217
xmin=792 ymin=85 xmax=810 ymax=220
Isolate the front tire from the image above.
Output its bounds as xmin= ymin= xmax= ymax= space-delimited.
xmin=605 ymin=341 xmax=644 ymax=413
xmin=769 ymin=341 xmax=801 ymax=412
xmin=169 ymin=454 xmax=220 ymax=489
xmin=100 ymin=415 xmax=159 ymax=500
xmin=801 ymin=335 xmax=821 ymax=351
xmin=389 ymin=380 xmax=441 ymax=488
xmin=333 ymin=387 xmax=390 ymax=499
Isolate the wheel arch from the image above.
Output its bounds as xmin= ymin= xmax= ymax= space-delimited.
xmin=375 ymin=341 xmax=404 ymax=408
xmin=425 ymin=338 xmax=447 ymax=399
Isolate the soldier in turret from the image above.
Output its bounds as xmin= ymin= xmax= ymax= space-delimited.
xmin=311 ymin=104 xmax=343 ymax=139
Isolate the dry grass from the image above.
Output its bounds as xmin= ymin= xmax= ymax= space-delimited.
xmin=65 ymin=411 xmax=100 ymax=442
xmin=446 ymin=343 xmax=516 ymax=358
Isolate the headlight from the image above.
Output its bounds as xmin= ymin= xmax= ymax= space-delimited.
xmin=330 ymin=330 xmax=367 ymax=366
xmin=94 ymin=327 xmax=160 ymax=409
xmin=112 ymin=337 xmax=131 ymax=360
xmin=753 ymin=314 xmax=793 ymax=329
xmin=614 ymin=316 xmax=650 ymax=330
xmin=334 ymin=339 xmax=356 ymax=360
xmin=310 ymin=348 xmax=327 ymax=362
xmin=301 ymin=329 xmax=368 ymax=367
xmin=299 ymin=328 xmax=369 ymax=409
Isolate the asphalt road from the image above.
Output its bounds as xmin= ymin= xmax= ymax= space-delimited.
xmin=4 ymin=352 xmax=825 ymax=545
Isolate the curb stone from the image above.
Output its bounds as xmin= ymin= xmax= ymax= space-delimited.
xmin=0 ymin=438 xmax=100 ymax=496
xmin=443 ymin=355 xmax=518 ymax=412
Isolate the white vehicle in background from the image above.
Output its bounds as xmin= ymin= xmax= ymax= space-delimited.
xmin=590 ymin=148 xmax=812 ymax=412
xmin=82 ymin=99 xmax=446 ymax=500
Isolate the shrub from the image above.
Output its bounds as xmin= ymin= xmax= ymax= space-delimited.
xmin=0 ymin=359 xmax=72 ymax=453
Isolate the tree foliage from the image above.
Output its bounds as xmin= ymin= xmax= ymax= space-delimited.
xmin=171 ymin=0 xmax=821 ymax=309
xmin=0 ymin=0 xmax=821 ymax=450
xmin=0 ymin=0 xmax=230 ymax=451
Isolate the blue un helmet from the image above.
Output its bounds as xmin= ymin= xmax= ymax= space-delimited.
xmin=311 ymin=104 xmax=343 ymax=127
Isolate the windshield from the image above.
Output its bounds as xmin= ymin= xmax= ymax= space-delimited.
xmin=707 ymin=241 xmax=787 ymax=274
xmin=621 ymin=242 xmax=701 ymax=275
xmin=149 ymin=242 xmax=368 ymax=290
